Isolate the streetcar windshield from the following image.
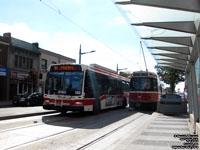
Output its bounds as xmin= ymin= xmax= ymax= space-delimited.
xmin=45 ymin=71 xmax=83 ymax=95
xmin=130 ymin=77 xmax=158 ymax=91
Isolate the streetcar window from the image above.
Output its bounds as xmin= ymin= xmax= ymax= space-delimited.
xmin=130 ymin=77 xmax=156 ymax=91
xmin=152 ymin=78 xmax=158 ymax=91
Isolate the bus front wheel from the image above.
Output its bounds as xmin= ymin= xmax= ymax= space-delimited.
xmin=122 ymin=98 xmax=127 ymax=108
xmin=60 ymin=110 xmax=67 ymax=116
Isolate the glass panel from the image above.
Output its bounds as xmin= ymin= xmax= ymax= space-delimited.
xmin=45 ymin=71 xmax=83 ymax=95
xmin=63 ymin=72 xmax=83 ymax=95
xmin=195 ymin=58 xmax=200 ymax=119
xmin=130 ymin=77 xmax=151 ymax=91
xmin=115 ymin=2 xmax=197 ymax=69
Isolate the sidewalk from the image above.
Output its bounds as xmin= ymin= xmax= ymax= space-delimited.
xmin=0 ymin=100 xmax=57 ymax=120
xmin=126 ymin=113 xmax=197 ymax=150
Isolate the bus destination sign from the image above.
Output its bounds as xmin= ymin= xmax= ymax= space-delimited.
xmin=50 ymin=65 xmax=82 ymax=72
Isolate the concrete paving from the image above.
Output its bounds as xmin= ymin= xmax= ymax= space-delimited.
xmin=0 ymin=101 xmax=56 ymax=120
xmin=0 ymin=101 xmax=197 ymax=149
xmin=128 ymin=113 xmax=195 ymax=150
xmin=85 ymin=112 xmax=197 ymax=150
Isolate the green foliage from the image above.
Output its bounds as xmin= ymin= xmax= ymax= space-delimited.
xmin=155 ymin=65 xmax=185 ymax=93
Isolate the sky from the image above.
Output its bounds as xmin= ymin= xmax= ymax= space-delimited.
xmin=0 ymin=0 xmax=184 ymax=91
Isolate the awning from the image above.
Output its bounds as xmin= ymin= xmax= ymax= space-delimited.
xmin=115 ymin=0 xmax=200 ymax=71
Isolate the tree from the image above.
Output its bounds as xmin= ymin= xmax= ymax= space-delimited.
xmin=155 ymin=65 xmax=185 ymax=93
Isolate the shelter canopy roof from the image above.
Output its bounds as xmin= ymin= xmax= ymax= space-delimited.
xmin=115 ymin=0 xmax=200 ymax=71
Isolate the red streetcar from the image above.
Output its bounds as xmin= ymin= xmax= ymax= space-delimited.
xmin=129 ymin=71 xmax=160 ymax=109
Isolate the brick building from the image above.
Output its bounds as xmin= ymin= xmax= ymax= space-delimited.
xmin=0 ymin=33 xmax=76 ymax=101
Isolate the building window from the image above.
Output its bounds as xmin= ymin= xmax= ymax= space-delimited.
xmin=22 ymin=57 xmax=26 ymax=68
xmin=52 ymin=61 xmax=57 ymax=64
xmin=19 ymin=56 xmax=22 ymax=68
xmin=27 ymin=58 xmax=29 ymax=69
xmin=30 ymin=59 xmax=33 ymax=69
xmin=14 ymin=55 xmax=18 ymax=67
xmin=42 ymin=59 xmax=47 ymax=69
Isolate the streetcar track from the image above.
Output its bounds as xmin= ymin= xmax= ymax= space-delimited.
xmin=3 ymin=109 xmax=141 ymax=150
xmin=0 ymin=114 xmax=67 ymax=133
xmin=76 ymin=113 xmax=145 ymax=150
xmin=4 ymin=128 xmax=76 ymax=150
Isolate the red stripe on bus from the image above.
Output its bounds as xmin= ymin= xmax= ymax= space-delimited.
xmin=62 ymin=99 xmax=95 ymax=105
xmin=129 ymin=93 xmax=159 ymax=101
xmin=99 ymin=95 xmax=106 ymax=101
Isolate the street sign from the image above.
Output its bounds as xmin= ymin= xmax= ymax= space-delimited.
xmin=0 ymin=66 xmax=8 ymax=76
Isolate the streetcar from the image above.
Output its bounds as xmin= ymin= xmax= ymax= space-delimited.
xmin=129 ymin=71 xmax=160 ymax=109
xmin=43 ymin=63 xmax=130 ymax=114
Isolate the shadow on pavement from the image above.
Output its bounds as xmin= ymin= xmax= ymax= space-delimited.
xmin=42 ymin=107 xmax=154 ymax=129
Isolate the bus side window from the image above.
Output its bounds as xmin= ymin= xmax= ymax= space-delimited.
xmin=84 ymin=71 xmax=93 ymax=98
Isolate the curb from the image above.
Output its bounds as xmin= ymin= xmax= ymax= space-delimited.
xmin=0 ymin=111 xmax=57 ymax=121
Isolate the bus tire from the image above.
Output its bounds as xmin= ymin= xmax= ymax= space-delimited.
xmin=122 ymin=98 xmax=127 ymax=108
xmin=60 ymin=110 xmax=67 ymax=116
xmin=93 ymin=99 xmax=101 ymax=114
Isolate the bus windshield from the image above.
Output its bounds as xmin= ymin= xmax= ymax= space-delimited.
xmin=130 ymin=77 xmax=157 ymax=91
xmin=45 ymin=71 xmax=83 ymax=95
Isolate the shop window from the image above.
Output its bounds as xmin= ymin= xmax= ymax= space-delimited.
xmin=18 ymin=81 xmax=23 ymax=95
xmin=42 ymin=59 xmax=47 ymax=69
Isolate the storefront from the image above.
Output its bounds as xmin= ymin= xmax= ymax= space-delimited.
xmin=0 ymin=66 xmax=8 ymax=101
xmin=9 ymin=71 xmax=33 ymax=99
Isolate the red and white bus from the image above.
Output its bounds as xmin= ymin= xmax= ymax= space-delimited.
xmin=43 ymin=64 xmax=130 ymax=114
xmin=129 ymin=71 xmax=160 ymax=109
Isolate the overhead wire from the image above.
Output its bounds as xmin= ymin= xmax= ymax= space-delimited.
xmin=40 ymin=0 xmax=141 ymax=70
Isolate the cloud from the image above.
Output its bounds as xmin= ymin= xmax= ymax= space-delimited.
xmin=0 ymin=22 xmax=156 ymax=72
xmin=0 ymin=22 xmax=49 ymax=44
xmin=75 ymin=0 xmax=83 ymax=4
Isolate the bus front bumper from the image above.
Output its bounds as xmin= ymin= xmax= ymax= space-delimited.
xmin=43 ymin=104 xmax=84 ymax=112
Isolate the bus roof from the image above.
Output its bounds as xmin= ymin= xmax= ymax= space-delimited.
xmin=48 ymin=63 xmax=130 ymax=82
xmin=131 ymin=71 xmax=157 ymax=78
xmin=89 ymin=64 xmax=129 ymax=82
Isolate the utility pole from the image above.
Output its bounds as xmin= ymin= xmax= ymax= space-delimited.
xmin=79 ymin=44 xmax=95 ymax=64
xmin=140 ymin=41 xmax=148 ymax=72
xmin=117 ymin=64 xmax=127 ymax=74
xmin=79 ymin=44 xmax=81 ymax=64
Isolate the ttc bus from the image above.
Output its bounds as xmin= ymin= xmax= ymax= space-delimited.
xmin=129 ymin=71 xmax=160 ymax=109
xmin=43 ymin=64 xmax=130 ymax=114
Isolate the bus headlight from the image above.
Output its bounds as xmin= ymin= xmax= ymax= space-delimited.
xmin=45 ymin=100 xmax=50 ymax=103
xmin=75 ymin=102 xmax=83 ymax=105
